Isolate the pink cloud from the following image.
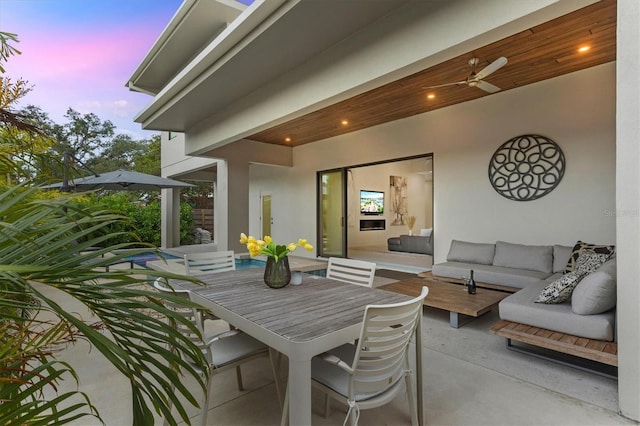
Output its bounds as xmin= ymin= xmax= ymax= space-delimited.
xmin=1 ymin=0 xmax=178 ymax=137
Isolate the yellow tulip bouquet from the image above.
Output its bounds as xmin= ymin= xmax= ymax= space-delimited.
xmin=240 ymin=233 xmax=313 ymax=262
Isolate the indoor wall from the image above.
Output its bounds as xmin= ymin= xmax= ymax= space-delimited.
xmin=347 ymin=158 xmax=433 ymax=249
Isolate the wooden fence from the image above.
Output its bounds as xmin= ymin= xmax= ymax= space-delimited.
xmin=193 ymin=208 xmax=214 ymax=236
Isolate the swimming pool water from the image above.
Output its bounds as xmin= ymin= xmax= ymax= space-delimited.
xmin=126 ymin=252 xmax=325 ymax=275
xmin=125 ymin=252 xmax=180 ymax=268
xmin=126 ymin=252 xmax=267 ymax=270
xmin=235 ymin=258 xmax=266 ymax=270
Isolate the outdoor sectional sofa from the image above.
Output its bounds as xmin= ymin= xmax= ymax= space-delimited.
xmin=431 ymin=240 xmax=617 ymax=369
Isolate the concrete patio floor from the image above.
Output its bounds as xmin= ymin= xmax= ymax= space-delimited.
xmin=38 ymin=265 xmax=635 ymax=426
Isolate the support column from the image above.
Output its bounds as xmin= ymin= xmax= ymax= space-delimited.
xmin=214 ymin=158 xmax=249 ymax=252
xmin=161 ymin=188 xmax=181 ymax=249
xmin=616 ymin=0 xmax=640 ymax=421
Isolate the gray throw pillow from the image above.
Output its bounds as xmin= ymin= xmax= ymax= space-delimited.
xmin=571 ymin=271 xmax=616 ymax=315
xmin=493 ymin=241 xmax=553 ymax=273
xmin=446 ymin=240 xmax=495 ymax=265
xmin=535 ymin=271 xmax=585 ymax=304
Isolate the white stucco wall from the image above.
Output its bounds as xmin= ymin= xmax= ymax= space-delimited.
xmin=160 ymin=132 xmax=217 ymax=179
xmin=248 ymin=63 xmax=615 ymax=262
xmin=616 ymin=0 xmax=640 ymax=420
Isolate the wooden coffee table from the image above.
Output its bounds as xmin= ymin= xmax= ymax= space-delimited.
xmin=380 ymin=277 xmax=510 ymax=328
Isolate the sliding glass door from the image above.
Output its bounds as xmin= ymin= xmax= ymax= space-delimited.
xmin=317 ymin=154 xmax=433 ymax=263
xmin=317 ymin=169 xmax=346 ymax=258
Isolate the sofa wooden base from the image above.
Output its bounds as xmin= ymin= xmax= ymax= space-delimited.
xmin=490 ymin=320 xmax=617 ymax=377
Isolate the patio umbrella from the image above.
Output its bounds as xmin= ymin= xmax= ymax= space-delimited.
xmin=41 ymin=169 xmax=196 ymax=191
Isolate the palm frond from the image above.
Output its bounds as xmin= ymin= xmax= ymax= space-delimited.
xmin=1 ymin=184 xmax=208 ymax=425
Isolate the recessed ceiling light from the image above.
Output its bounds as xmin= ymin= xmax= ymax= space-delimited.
xmin=427 ymin=93 xmax=436 ymax=100
xmin=578 ymin=45 xmax=591 ymax=53
xmin=341 ymin=119 xmax=349 ymax=125
xmin=285 ymin=137 xmax=291 ymax=142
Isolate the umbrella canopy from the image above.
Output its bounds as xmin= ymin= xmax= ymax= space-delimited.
xmin=41 ymin=170 xmax=196 ymax=191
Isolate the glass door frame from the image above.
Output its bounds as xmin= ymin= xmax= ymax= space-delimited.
xmin=316 ymin=168 xmax=347 ymax=258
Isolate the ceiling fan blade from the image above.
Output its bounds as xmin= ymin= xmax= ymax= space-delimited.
xmin=423 ymin=81 xmax=466 ymax=89
xmin=475 ymin=56 xmax=508 ymax=80
xmin=475 ymin=80 xmax=501 ymax=93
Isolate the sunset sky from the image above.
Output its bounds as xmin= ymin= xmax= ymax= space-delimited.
xmin=0 ymin=0 xmax=182 ymax=139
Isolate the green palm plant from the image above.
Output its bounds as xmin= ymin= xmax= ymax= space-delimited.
xmin=0 ymin=182 xmax=209 ymax=425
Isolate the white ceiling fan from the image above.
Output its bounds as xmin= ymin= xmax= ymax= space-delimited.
xmin=425 ymin=56 xmax=508 ymax=93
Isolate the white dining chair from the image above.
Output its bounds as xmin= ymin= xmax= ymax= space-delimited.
xmin=154 ymin=278 xmax=283 ymax=426
xmin=281 ymin=286 xmax=428 ymax=426
xmin=183 ymin=250 xmax=236 ymax=275
xmin=326 ymin=257 xmax=377 ymax=287
xmin=182 ymin=250 xmax=236 ymax=324
xmin=154 ymin=277 xmax=250 ymax=394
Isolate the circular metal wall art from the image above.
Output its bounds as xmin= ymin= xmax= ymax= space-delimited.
xmin=488 ymin=134 xmax=565 ymax=201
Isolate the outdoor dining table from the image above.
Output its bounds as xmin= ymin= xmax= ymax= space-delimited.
xmin=170 ymin=267 xmax=426 ymax=425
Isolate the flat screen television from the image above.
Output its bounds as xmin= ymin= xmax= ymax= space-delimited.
xmin=360 ymin=190 xmax=384 ymax=215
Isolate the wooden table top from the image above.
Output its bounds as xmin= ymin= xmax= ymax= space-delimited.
xmin=172 ymin=268 xmax=411 ymax=342
xmin=380 ymin=277 xmax=510 ymax=317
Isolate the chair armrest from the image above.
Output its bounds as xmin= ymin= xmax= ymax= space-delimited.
xmin=205 ymin=329 xmax=241 ymax=344
xmin=316 ymin=352 xmax=353 ymax=373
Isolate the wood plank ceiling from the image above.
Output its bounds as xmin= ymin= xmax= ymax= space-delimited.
xmin=248 ymin=0 xmax=616 ymax=147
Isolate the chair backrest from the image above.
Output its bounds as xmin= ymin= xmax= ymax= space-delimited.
xmin=153 ymin=277 xmax=190 ymax=299
xmin=153 ymin=278 xmax=211 ymax=360
xmin=350 ymin=286 xmax=428 ymax=398
xmin=184 ymin=250 xmax=236 ymax=275
xmin=326 ymin=257 xmax=376 ymax=287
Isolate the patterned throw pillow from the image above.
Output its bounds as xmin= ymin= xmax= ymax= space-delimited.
xmin=535 ymin=271 xmax=585 ymax=304
xmin=537 ymin=250 xmax=610 ymax=304
xmin=563 ymin=241 xmax=615 ymax=274
xmin=574 ymin=251 xmax=609 ymax=274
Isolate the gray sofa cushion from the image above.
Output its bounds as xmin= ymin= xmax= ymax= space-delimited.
xmin=493 ymin=241 xmax=553 ymax=273
xmin=499 ymin=277 xmax=615 ymax=341
xmin=387 ymin=237 xmax=402 ymax=248
xmin=572 ymin=269 xmax=617 ymax=315
xmin=552 ymin=245 xmax=573 ymax=273
xmin=431 ymin=261 xmax=550 ymax=289
xmin=446 ymin=240 xmax=495 ymax=265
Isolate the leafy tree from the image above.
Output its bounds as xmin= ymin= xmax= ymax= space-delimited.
xmin=180 ymin=200 xmax=196 ymax=244
xmin=85 ymin=133 xmax=149 ymax=174
xmin=83 ymin=193 xmax=196 ymax=247
xmin=132 ymin=133 xmax=161 ymax=176
xmin=50 ymin=108 xmax=115 ymax=167
xmin=0 ymin=79 xmax=56 ymax=184
xmin=0 ymin=32 xmax=40 ymax=136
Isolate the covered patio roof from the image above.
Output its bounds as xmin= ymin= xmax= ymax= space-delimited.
xmin=127 ymin=0 xmax=614 ymax=149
